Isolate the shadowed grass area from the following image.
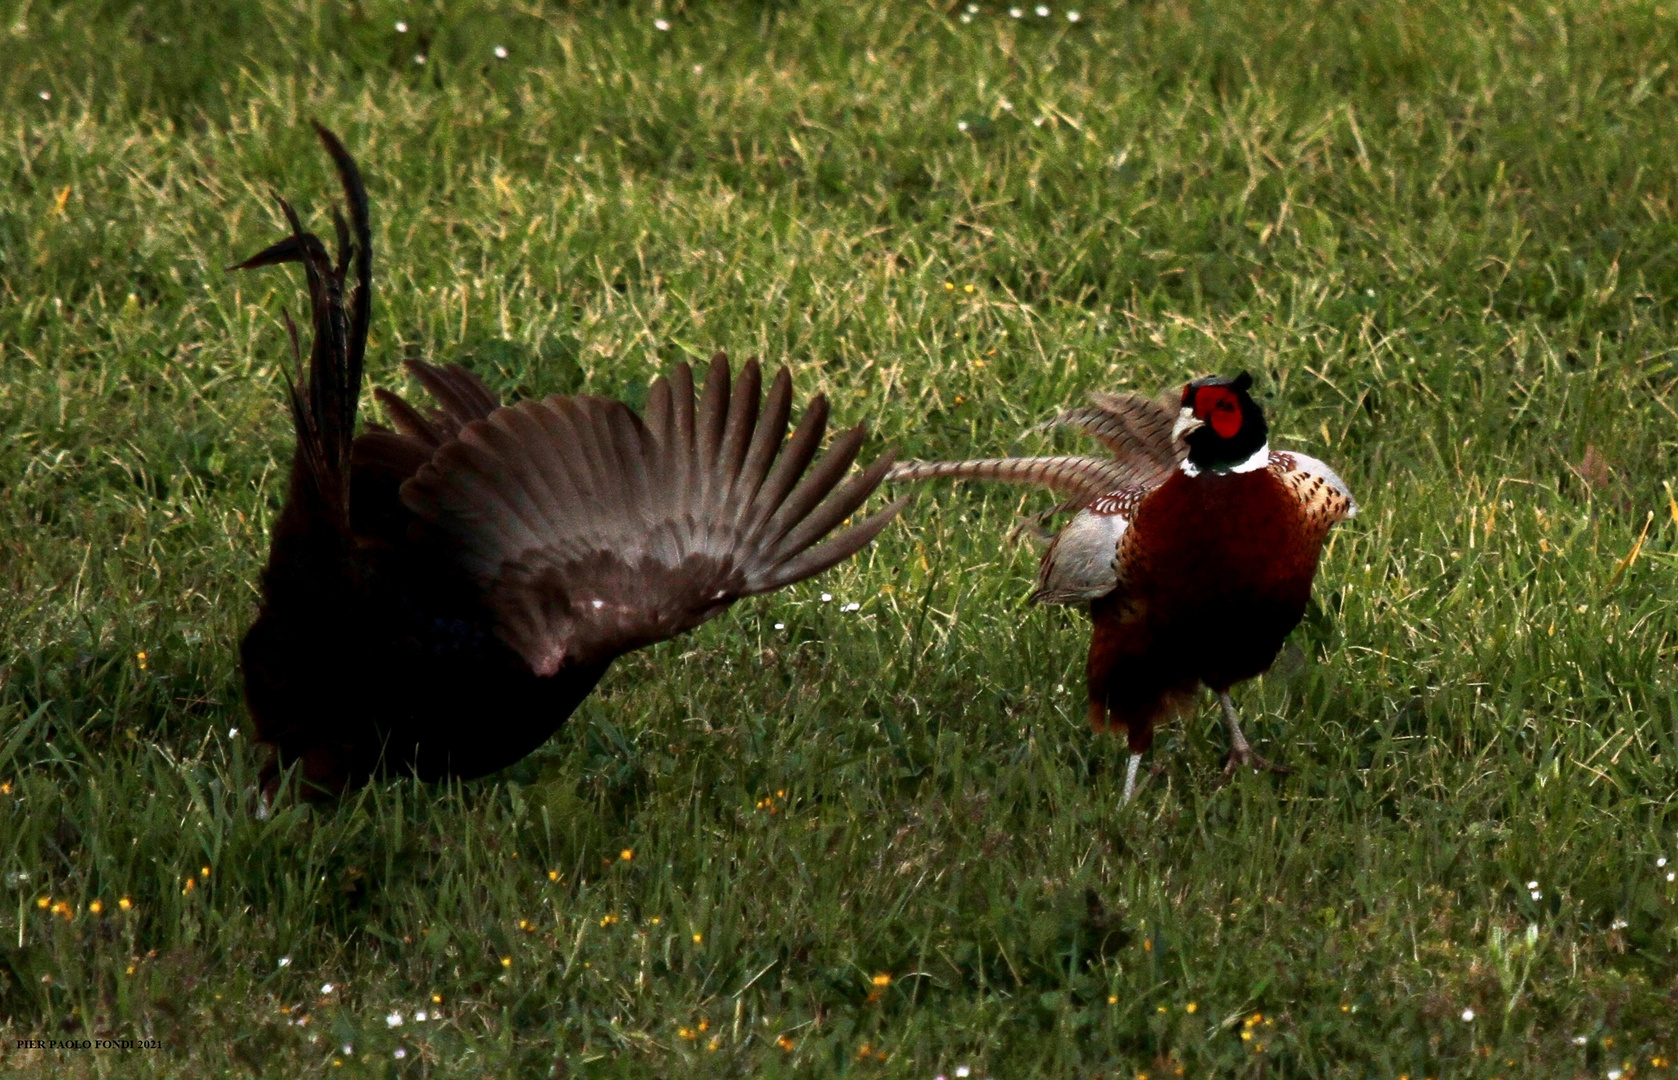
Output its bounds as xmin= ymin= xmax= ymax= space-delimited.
xmin=2 ymin=0 xmax=1677 ymax=1075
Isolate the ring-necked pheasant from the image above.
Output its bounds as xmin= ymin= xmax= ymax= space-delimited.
xmin=889 ymin=373 xmax=1356 ymax=804
xmin=236 ymin=125 xmax=903 ymax=797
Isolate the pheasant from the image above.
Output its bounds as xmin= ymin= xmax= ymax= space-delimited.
xmin=889 ymin=373 xmax=1356 ymax=804
xmin=236 ymin=125 xmax=903 ymax=797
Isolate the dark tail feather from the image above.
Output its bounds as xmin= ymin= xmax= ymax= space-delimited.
xmin=232 ymin=123 xmax=372 ymax=530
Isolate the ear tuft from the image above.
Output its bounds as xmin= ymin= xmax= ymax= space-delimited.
xmin=1232 ymin=371 xmax=1254 ymax=392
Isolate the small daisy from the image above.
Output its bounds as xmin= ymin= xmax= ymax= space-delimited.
xmin=395 ymin=20 xmax=407 ymax=32
xmin=1035 ymin=4 xmax=1049 ymax=14
xmin=494 ymin=46 xmax=508 ymax=59
xmin=821 ymin=592 xmax=833 ymax=602
xmin=1067 ymin=10 xmax=1081 ymax=20
xmin=39 ymin=90 xmax=51 ymax=100
xmin=773 ymin=622 xmax=785 ymax=630
xmin=394 ymin=1048 xmax=407 ymax=1060
xmin=414 ymin=54 xmax=426 ymax=65
xmin=321 ymin=983 xmax=335 ymax=994
xmin=1009 ymin=7 xmax=1023 ymax=16
xmin=653 ymin=18 xmax=670 ymax=30
xmin=386 ymin=1011 xmax=403 ymax=1027
xmin=1461 ymin=1008 xmax=1475 ymax=1022
xmin=278 ymin=956 xmax=291 ymax=968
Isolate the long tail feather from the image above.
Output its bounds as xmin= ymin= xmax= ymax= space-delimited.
xmin=887 ymin=455 xmax=1132 ymax=501
xmin=233 ymin=123 xmax=372 ymax=531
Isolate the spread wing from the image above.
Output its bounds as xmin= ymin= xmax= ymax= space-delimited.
xmin=1267 ymin=450 xmax=1358 ymax=547
xmin=398 ymin=354 xmax=904 ymax=675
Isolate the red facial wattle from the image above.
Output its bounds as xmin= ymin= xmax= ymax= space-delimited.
xmin=1193 ymin=386 xmax=1243 ymax=439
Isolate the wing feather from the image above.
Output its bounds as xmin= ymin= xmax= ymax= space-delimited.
xmin=399 ymin=355 xmax=900 ymax=675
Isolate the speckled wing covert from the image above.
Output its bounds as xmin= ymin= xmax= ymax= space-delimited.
xmin=397 ymin=354 xmax=905 ymax=676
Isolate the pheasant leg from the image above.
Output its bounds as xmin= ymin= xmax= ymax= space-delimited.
xmin=1218 ymin=692 xmax=1290 ymax=778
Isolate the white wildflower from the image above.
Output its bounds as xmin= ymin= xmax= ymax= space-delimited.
xmin=386 ymin=1011 xmax=403 ymax=1027
xmin=494 ymin=46 xmax=508 ymax=59
xmin=394 ymin=1048 xmax=407 ymax=1060
xmin=654 ymin=18 xmax=670 ymax=30
xmin=1460 ymin=1008 xmax=1474 ymax=1022
xmin=1067 ymin=9 xmax=1081 ymax=20
xmin=395 ymin=20 xmax=407 ymax=32
xmin=278 ymin=957 xmax=291 ymax=968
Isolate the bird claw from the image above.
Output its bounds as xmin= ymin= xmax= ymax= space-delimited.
xmin=1219 ymin=747 xmax=1292 ymax=782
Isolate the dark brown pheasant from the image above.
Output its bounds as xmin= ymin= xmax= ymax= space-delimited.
xmin=237 ymin=125 xmax=903 ymax=797
xmin=890 ymin=374 xmax=1356 ymax=803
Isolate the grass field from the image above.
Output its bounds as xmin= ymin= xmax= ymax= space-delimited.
xmin=3 ymin=0 xmax=1678 ymax=1075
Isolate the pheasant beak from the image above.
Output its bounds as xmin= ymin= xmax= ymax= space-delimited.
xmin=1171 ymin=406 xmax=1205 ymax=442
